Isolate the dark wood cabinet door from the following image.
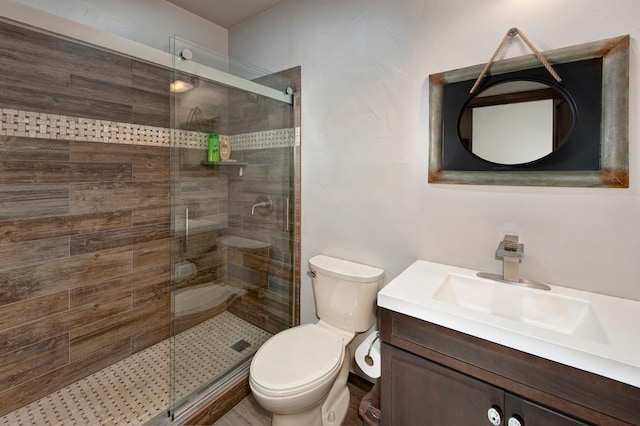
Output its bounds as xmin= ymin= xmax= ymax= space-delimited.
xmin=382 ymin=343 xmax=504 ymax=426
xmin=505 ymin=393 xmax=591 ymax=426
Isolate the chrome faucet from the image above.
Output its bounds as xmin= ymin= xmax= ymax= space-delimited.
xmin=496 ymin=234 xmax=524 ymax=282
xmin=477 ymin=234 xmax=551 ymax=290
xmin=251 ymin=196 xmax=273 ymax=215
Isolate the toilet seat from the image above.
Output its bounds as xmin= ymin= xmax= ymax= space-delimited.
xmin=250 ymin=324 xmax=344 ymax=398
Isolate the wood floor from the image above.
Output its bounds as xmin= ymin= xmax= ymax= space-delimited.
xmin=214 ymin=381 xmax=371 ymax=425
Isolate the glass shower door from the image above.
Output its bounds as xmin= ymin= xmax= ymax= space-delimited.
xmin=168 ymin=36 xmax=297 ymax=419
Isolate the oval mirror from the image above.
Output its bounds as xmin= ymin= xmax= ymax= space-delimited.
xmin=458 ymin=80 xmax=575 ymax=165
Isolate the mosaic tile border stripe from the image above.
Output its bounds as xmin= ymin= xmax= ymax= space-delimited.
xmin=0 ymin=109 xmax=294 ymax=151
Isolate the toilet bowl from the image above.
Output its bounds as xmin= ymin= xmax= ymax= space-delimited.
xmin=249 ymin=255 xmax=384 ymax=426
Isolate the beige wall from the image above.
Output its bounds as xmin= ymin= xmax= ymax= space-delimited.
xmin=11 ymin=0 xmax=228 ymax=55
xmin=229 ymin=0 xmax=640 ymax=324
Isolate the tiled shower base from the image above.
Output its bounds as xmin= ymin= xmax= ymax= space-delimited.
xmin=0 ymin=311 xmax=271 ymax=426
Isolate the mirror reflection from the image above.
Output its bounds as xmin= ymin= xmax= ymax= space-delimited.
xmin=458 ymin=81 xmax=575 ymax=165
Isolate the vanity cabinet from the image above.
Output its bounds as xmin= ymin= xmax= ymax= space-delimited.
xmin=380 ymin=309 xmax=640 ymax=426
xmin=384 ymin=345 xmax=586 ymax=425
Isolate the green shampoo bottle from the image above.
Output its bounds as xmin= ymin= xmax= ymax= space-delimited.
xmin=207 ymin=133 xmax=220 ymax=162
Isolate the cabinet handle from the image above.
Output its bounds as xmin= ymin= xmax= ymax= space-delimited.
xmin=508 ymin=415 xmax=524 ymax=426
xmin=487 ymin=406 xmax=503 ymax=425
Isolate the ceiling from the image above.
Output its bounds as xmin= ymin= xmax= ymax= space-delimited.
xmin=166 ymin=0 xmax=290 ymax=29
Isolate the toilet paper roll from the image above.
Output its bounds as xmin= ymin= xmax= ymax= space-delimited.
xmin=355 ymin=331 xmax=381 ymax=379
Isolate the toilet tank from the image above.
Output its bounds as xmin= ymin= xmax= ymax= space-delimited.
xmin=309 ymin=255 xmax=384 ymax=332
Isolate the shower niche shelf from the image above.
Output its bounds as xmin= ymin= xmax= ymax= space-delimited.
xmin=201 ymin=161 xmax=248 ymax=176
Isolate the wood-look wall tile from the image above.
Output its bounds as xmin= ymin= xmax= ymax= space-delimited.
xmin=242 ymin=215 xmax=282 ymax=232
xmin=0 ymin=83 xmax=133 ymax=123
xmin=228 ymin=179 xmax=289 ymax=198
xmin=69 ymin=315 xmax=132 ymax=362
xmin=133 ymin=238 xmax=170 ymax=272
xmin=267 ymin=275 xmax=292 ymax=298
xmin=0 ymin=160 xmax=131 ymax=184
xmin=130 ymin=282 xmax=170 ymax=352
xmin=69 ymin=181 xmax=170 ymax=214
xmin=58 ymin=46 xmax=133 ymax=88
xmin=228 ymin=264 xmax=266 ymax=288
xmin=269 ymin=235 xmax=294 ymax=264
xmin=179 ymin=229 xmax=218 ymax=256
xmin=0 ymin=22 xmax=188 ymax=130
xmin=69 ymin=223 xmax=169 ymax=256
xmin=174 ymin=78 xmax=229 ymax=134
xmin=0 ymin=334 xmax=69 ymax=390
xmin=0 ymin=291 xmax=69 ymax=333
xmin=227 ymin=298 xmax=269 ymax=332
xmin=69 ymin=291 xmax=166 ymax=361
xmin=69 ymin=74 xmax=133 ymax=105
xmin=132 ymin=89 xmax=170 ymax=128
xmin=70 ymin=265 xmax=169 ymax=308
xmin=0 ymin=22 xmax=131 ymax=74
xmin=69 ymin=141 xmax=169 ymax=163
xmin=0 ymin=211 xmax=132 ymax=244
xmin=131 ymin=318 xmax=169 ymax=353
xmin=131 ymin=289 xmax=170 ymax=354
xmin=68 ymin=277 xmax=125 ymax=308
xmin=261 ymin=290 xmax=290 ymax=324
xmin=179 ymin=177 xmax=229 ymax=200
xmin=0 ymin=236 xmax=69 ymax=272
xmin=132 ymin=61 xmax=170 ymax=96
xmin=0 ymin=59 xmax=71 ymax=95
xmin=0 ymin=22 xmax=133 ymax=87
xmin=0 ymin=183 xmax=69 ymax=221
xmin=0 ymin=137 xmax=70 ymax=162
xmin=0 ymin=338 xmax=130 ymax=417
xmin=0 ymin=246 xmax=132 ymax=306
xmin=0 ymin=295 xmax=131 ymax=356
xmin=242 ymin=251 xmax=270 ymax=273
xmin=132 ymin=206 xmax=171 ymax=226
xmin=237 ymin=164 xmax=269 ymax=180
xmin=132 ymin=278 xmax=170 ymax=307
xmin=132 ymin=155 xmax=170 ymax=182
xmin=268 ymin=259 xmax=294 ymax=282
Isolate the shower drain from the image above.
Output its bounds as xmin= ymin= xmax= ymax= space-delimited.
xmin=231 ymin=339 xmax=251 ymax=352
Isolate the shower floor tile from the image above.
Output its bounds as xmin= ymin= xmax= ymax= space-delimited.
xmin=0 ymin=312 xmax=271 ymax=426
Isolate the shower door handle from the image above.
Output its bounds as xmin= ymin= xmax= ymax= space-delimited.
xmin=285 ymin=197 xmax=290 ymax=232
xmin=184 ymin=208 xmax=189 ymax=252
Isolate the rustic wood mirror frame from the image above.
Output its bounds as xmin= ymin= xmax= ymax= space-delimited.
xmin=428 ymin=35 xmax=630 ymax=187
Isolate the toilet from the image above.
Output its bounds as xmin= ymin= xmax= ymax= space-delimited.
xmin=249 ymin=255 xmax=384 ymax=426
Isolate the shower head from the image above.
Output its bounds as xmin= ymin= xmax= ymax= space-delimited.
xmin=179 ymin=48 xmax=193 ymax=61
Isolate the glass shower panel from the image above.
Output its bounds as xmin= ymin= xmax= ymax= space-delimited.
xmin=169 ymin=37 xmax=297 ymax=419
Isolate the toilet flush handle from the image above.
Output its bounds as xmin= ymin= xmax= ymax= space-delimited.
xmin=307 ymin=270 xmax=316 ymax=278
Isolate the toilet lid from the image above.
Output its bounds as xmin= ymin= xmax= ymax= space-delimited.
xmin=250 ymin=324 xmax=344 ymax=394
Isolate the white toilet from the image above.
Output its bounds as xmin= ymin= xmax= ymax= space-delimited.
xmin=249 ymin=255 xmax=384 ymax=426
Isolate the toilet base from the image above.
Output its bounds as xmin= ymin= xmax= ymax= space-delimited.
xmin=257 ymin=348 xmax=353 ymax=426
xmin=272 ymin=403 xmax=324 ymax=426
xmin=321 ymin=346 xmax=351 ymax=425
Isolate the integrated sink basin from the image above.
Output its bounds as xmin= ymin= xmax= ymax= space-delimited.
xmin=377 ymin=260 xmax=640 ymax=388
xmin=433 ymin=273 xmax=608 ymax=343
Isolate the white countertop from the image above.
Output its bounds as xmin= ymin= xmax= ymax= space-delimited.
xmin=377 ymin=260 xmax=640 ymax=388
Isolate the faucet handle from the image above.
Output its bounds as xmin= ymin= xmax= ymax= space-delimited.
xmin=502 ymin=235 xmax=519 ymax=252
xmin=497 ymin=234 xmax=524 ymax=258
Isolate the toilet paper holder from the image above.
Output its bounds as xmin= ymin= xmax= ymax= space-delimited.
xmin=364 ymin=332 xmax=380 ymax=366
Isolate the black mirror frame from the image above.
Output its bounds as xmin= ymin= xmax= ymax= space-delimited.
xmin=428 ymin=35 xmax=629 ymax=187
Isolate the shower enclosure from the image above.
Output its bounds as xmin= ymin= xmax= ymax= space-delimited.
xmin=0 ymin=14 xmax=298 ymax=422
xmin=168 ymin=37 xmax=299 ymax=419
